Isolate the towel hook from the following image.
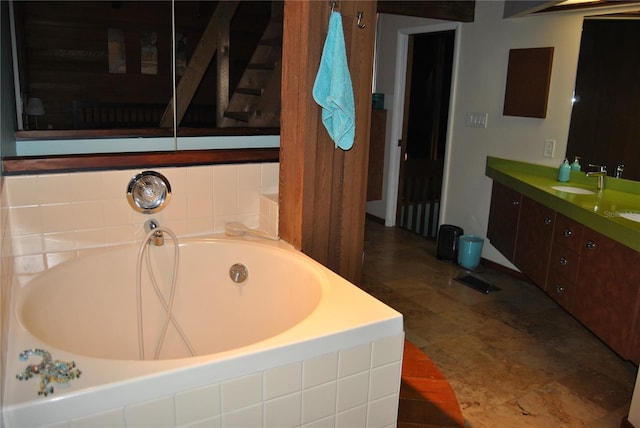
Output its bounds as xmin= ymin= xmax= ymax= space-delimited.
xmin=329 ymin=1 xmax=337 ymax=12
xmin=357 ymin=11 xmax=365 ymax=29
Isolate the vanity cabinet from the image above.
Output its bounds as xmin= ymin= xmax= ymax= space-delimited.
xmin=513 ymin=196 xmax=555 ymax=289
xmin=487 ymin=181 xmax=521 ymax=262
xmin=573 ymin=228 xmax=640 ymax=359
xmin=486 ymin=180 xmax=640 ymax=362
xmin=546 ymin=214 xmax=584 ymax=311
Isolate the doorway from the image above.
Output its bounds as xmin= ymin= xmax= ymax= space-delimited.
xmin=396 ymin=30 xmax=455 ymax=238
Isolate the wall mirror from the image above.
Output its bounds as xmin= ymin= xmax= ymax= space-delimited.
xmin=565 ymin=13 xmax=640 ymax=181
xmin=5 ymin=0 xmax=281 ymax=173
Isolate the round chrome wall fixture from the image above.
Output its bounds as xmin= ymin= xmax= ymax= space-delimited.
xmin=126 ymin=171 xmax=172 ymax=214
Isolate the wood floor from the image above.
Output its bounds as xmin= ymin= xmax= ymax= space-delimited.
xmin=399 ymin=340 xmax=465 ymax=427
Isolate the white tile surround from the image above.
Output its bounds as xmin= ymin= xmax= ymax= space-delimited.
xmin=1 ymin=163 xmax=404 ymax=427
xmin=3 ymin=163 xmax=279 ymax=282
xmin=53 ymin=334 xmax=404 ymax=428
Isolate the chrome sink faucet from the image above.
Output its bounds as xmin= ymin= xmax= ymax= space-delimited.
xmin=586 ymin=164 xmax=607 ymax=191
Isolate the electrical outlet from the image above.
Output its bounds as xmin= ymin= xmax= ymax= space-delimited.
xmin=543 ymin=139 xmax=555 ymax=158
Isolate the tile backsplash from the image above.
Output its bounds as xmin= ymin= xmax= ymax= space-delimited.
xmin=4 ymin=162 xmax=279 ymax=259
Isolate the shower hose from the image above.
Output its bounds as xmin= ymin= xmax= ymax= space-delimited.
xmin=136 ymin=227 xmax=196 ymax=360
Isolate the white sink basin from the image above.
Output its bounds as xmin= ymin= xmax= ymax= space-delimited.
xmin=618 ymin=212 xmax=640 ymax=223
xmin=550 ymin=185 xmax=595 ymax=195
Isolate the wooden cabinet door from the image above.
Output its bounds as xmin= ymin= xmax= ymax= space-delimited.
xmin=513 ymin=196 xmax=555 ymax=288
xmin=547 ymin=242 xmax=580 ymax=311
xmin=487 ymin=181 xmax=521 ymax=262
xmin=545 ymin=214 xmax=585 ymax=310
xmin=574 ymin=228 xmax=640 ymax=360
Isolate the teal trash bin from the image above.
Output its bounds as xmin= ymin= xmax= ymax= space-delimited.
xmin=457 ymin=235 xmax=484 ymax=270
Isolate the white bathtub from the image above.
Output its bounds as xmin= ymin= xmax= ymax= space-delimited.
xmin=3 ymin=235 xmax=404 ymax=427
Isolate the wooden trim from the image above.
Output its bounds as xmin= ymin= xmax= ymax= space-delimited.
xmin=366 ymin=213 xmax=385 ymax=224
xmin=279 ymin=0 xmax=315 ymax=251
xmin=10 ymin=127 xmax=279 ymax=174
xmin=377 ymin=1 xmax=475 ymax=22
xmin=279 ymin=0 xmax=375 ymax=284
xmin=621 ymin=416 xmax=635 ymax=428
xmin=2 ymin=148 xmax=279 ymax=175
xmin=481 ymin=257 xmax=532 ymax=284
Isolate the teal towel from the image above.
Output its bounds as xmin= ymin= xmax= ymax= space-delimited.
xmin=312 ymin=11 xmax=355 ymax=150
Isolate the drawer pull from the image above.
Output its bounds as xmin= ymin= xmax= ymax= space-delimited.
xmin=556 ymin=285 xmax=565 ymax=294
xmin=560 ymin=257 xmax=568 ymax=266
xmin=586 ymin=240 xmax=596 ymax=250
xmin=563 ymin=228 xmax=572 ymax=237
xmin=512 ymin=200 xmax=520 ymax=206
xmin=544 ymin=217 xmax=552 ymax=225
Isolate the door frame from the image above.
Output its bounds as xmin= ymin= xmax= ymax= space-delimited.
xmin=384 ymin=22 xmax=461 ymax=227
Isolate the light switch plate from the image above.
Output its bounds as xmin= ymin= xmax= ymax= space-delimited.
xmin=466 ymin=112 xmax=488 ymax=128
xmin=543 ymin=139 xmax=555 ymax=158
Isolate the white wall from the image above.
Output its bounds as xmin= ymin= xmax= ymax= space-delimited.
xmin=371 ymin=1 xmax=639 ymax=268
xmin=442 ymin=2 xmax=584 ymax=268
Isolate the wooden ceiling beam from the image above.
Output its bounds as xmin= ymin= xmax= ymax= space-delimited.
xmin=376 ymin=1 xmax=475 ymax=22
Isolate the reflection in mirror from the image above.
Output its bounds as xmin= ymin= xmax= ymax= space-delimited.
xmin=11 ymin=0 xmax=281 ymax=159
xmin=566 ymin=14 xmax=640 ymax=181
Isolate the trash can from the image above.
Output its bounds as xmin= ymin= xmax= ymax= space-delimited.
xmin=436 ymin=224 xmax=464 ymax=262
xmin=457 ymin=235 xmax=485 ymax=270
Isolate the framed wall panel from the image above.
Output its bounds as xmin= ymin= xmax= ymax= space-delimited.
xmin=503 ymin=47 xmax=554 ymax=118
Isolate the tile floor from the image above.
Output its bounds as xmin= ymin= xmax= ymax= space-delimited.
xmin=361 ymin=219 xmax=638 ymax=428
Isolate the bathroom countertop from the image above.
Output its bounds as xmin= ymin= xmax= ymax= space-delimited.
xmin=486 ymin=156 xmax=640 ymax=252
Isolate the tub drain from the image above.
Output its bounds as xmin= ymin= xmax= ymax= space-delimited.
xmin=229 ymin=263 xmax=248 ymax=283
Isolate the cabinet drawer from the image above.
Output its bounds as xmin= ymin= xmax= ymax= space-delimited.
xmin=553 ymin=213 xmax=584 ymax=254
xmin=546 ymin=269 xmax=576 ymax=311
xmin=548 ymin=245 xmax=579 ymax=283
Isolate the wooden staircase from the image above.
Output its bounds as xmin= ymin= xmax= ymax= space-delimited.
xmin=220 ymin=3 xmax=282 ymax=128
xmin=160 ymin=1 xmax=282 ymax=129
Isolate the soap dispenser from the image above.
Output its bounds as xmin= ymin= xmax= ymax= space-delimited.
xmin=571 ymin=156 xmax=581 ymax=172
xmin=558 ymin=159 xmax=571 ymax=182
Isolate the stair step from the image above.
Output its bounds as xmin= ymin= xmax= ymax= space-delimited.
xmin=224 ymin=111 xmax=250 ymax=122
xmin=259 ymin=38 xmax=282 ymax=47
xmin=236 ymin=87 xmax=263 ymax=96
xmin=247 ymin=62 xmax=276 ymax=70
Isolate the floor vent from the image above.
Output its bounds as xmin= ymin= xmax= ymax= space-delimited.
xmin=455 ymin=274 xmax=501 ymax=294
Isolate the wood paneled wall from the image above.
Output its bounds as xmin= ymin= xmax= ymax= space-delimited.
xmin=280 ymin=0 xmax=375 ymax=284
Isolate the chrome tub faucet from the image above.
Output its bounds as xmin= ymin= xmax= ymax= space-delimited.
xmin=145 ymin=219 xmax=164 ymax=246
